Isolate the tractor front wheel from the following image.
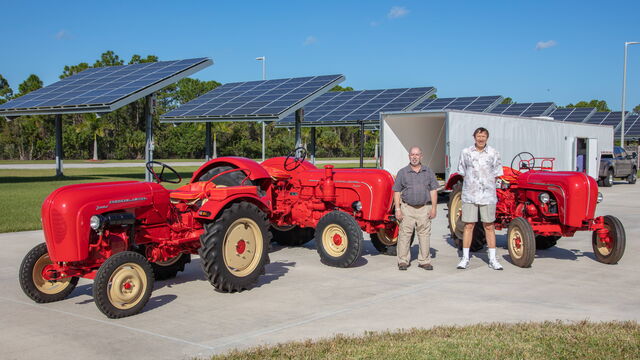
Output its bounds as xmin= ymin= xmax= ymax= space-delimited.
xmin=150 ymin=253 xmax=191 ymax=280
xmin=315 ymin=211 xmax=363 ymax=267
xmin=199 ymin=202 xmax=271 ymax=292
xmin=93 ymin=251 xmax=154 ymax=319
xmin=19 ymin=242 xmax=79 ymax=303
xmin=507 ymin=217 xmax=536 ymax=268
xmin=592 ymin=215 xmax=626 ymax=264
xmin=271 ymin=226 xmax=314 ymax=247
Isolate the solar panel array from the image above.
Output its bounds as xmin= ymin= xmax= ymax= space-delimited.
xmin=161 ymin=75 xmax=344 ymax=122
xmin=585 ymin=111 xmax=627 ymax=127
xmin=547 ymin=107 xmax=596 ymax=122
xmin=412 ymin=95 xmax=502 ymax=112
xmin=276 ymin=87 xmax=436 ymax=127
xmin=0 ymin=58 xmax=212 ymax=116
xmin=624 ymin=114 xmax=640 ymax=138
xmin=490 ymin=102 xmax=556 ymax=117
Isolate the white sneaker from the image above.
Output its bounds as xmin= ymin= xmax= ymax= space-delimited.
xmin=489 ymin=258 xmax=503 ymax=270
xmin=457 ymin=257 xmax=469 ymax=269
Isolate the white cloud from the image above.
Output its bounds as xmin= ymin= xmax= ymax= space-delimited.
xmin=536 ymin=40 xmax=557 ymax=50
xmin=55 ymin=30 xmax=71 ymax=40
xmin=388 ymin=6 xmax=409 ymax=19
xmin=370 ymin=21 xmax=381 ymax=27
xmin=303 ymin=36 xmax=317 ymax=46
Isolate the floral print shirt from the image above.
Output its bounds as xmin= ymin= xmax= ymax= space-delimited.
xmin=457 ymin=145 xmax=503 ymax=205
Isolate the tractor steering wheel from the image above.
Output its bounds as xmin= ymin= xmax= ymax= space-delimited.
xmin=145 ymin=161 xmax=182 ymax=184
xmin=510 ymin=152 xmax=536 ymax=172
xmin=284 ymin=147 xmax=308 ymax=171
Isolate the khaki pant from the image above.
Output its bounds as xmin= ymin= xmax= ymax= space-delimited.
xmin=397 ymin=202 xmax=432 ymax=266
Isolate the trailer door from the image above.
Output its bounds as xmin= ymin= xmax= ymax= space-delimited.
xmin=586 ymin=138 xmax=599 ymax=179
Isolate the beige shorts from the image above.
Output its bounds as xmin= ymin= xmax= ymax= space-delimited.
xmin=461 ymin=203 xmax=496 ymax=223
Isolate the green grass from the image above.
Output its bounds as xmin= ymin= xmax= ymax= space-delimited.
xmin=209 ymin=321 xmax=639 ymax=360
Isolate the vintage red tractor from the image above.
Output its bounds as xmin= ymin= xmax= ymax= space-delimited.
xmin=446 ymin=152 xmax=626 ymax=267
xmin=19 ymin=149 xmax=400 ymax=318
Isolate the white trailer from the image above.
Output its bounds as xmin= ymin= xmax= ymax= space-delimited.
xmin=380 ymin=110 xmax=614 ymax=183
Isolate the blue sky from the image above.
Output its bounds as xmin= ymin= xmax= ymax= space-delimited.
xmin=1 ymin=1 xmax=639 ymax=110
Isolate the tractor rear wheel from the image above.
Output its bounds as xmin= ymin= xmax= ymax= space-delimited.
xmin=592 ymin=215 xmax=626 ymax=264
xmin=150 ymin=253 xmax=191 ymax=280
xmin=602 ymin=169 xmax=613 ymax=187
xmin=93 ymin=251 xmax=154 ymax=319
xmin=507 ymin=217 xmax=536 ymax=268
xmin=447 ymin=187 xmax=486 ymax=251
xmin=315 ymin=211 xmax=363 ymax=267
xmin=271 ymin=226 xmax=314 ymax=247
xmin=199 ymin=202 xmax=271 ymax=292
xmin=535 ymin=235 xmax=560 ymax=250
xmin=19 ymin=242 xmax=79 ymax=303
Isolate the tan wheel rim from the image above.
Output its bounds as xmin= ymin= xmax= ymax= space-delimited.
xmin=107 ymin=263 xmax=148 ymax=310
xmin=449 ymin=192 xmax=462 ymax=234
xmin=596 ymin=225 xmax=613 ymax=256
xmin=322 ymin=224 xmax=348 ymax=257
xmin=155 ymin=254 xmax=182 ymax=266
xmin=223 ymin=218 xmax=263 ymax=277
xmin=33 ymin=253 xmax=72 ymax=295
xmin=376 ymin=229 xmax=397 ymax=246
xmin=509 ymin=227 xmax=524 ymax=259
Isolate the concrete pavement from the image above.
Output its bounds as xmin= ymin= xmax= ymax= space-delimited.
xmin=0 ymin=182 xmax=638 ymax=359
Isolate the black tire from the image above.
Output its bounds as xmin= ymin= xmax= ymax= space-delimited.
xmin=507 ymin=217 xmax=536 ymax=268
xmin=627 ymin=168 xmax=637 ymax=184
xmin=199 ymin=202 xmax=271 ymax=292
xmin=447 ymin=187 xmax=486 ymax=251
xmin=592 ymin=215 xmax=626 ymax=264
xmin=535 ymin=235 xmax=560 ymax=250
xmin=93 ymin=251 xmax=154 ymax=319
xmin=602 ymin=169 xmax=613 ymax=187
xmin=19 ymin=242 xmax=79 ymax=303
xmin=315 ymin=211 xmax=363 ymax=267
xmin=271 ymin=226 xmax=314 ymax=246
xmin=150 ymin=253 xmax=191 ymax=280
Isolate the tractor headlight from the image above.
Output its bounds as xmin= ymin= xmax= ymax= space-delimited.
xmin=597 ymin=192 xmax=603 ymax=203
xmin=538 ymin=192 xmax=550 ymax=204
xmin=352 ymin=201 xmax=363 ymax=212
xmin=90 ymin=215 xmax=105 ymax=230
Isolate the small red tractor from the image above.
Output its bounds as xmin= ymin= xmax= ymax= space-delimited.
xmin=19 ymin=148 xmax=399 ymax=318
xmin=446 ymin=152 xmax=626 ymax=267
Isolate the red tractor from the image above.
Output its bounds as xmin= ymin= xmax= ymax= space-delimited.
xmin=446 ymin=152 xmax=626 ymax=267
xmin=19 ymin=149 xmax=399 ymax=318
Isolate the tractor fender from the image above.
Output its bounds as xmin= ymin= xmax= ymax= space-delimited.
xmin=195 ymin=193 xmax=270 ymax=221
xmin=445 ymin=173 xmax=464 ymax=190
xmin=191 ymin=157 xmax=272 ymax=183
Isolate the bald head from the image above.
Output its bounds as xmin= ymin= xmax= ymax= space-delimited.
xmin=408 ymin=146 xmax=423 ymax=167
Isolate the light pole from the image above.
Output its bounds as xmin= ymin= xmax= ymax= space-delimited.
xmin=256 ymin=56 xmax=266 ymax=161
xmin=621 ymin=42 xmax=640 ymax=148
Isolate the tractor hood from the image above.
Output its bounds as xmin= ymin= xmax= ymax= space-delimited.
xmin=518 ymin=171 xmax=598 ymax=227
xmin=41 ymin=181 xmax=170 ymax=262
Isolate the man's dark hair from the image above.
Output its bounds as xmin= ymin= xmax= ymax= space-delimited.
xmin=473 ymin=127 xmax=489 ymax=137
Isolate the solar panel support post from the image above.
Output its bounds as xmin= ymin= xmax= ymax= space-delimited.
xmin=262 ymin=121 xmax=266 ymax=162
xmin=144 ymin=94 xmax=155 ymax=182
xmin=205 ymin=122 xmax=212 ymax=161
xmin=310 ymin=127 xmax=316 ymax=164
xmin=359 ymin=121 xmax=365 ymax=168
xmin=295 ymin=108 xmax=304 ymax=152
xmin=55 ymin=114 xmax=63 ymax=177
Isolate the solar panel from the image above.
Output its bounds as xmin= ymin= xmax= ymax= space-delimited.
xmin=624 ymin=114 xmax=640 ymax=138
xmin=414 ymin=96 xmax=503 ymax=112
xmin=275 ymin=87 xmax=436 ymax=127
xmin=0 ymin=58 xmax=212 ymax=117
xmin=160 ymin=75 xmax=345 ymax=123
xmin=586 ymin=111 xmax=628 ymax=126
xmin=490 ymin=102 xmax=555 ymax=117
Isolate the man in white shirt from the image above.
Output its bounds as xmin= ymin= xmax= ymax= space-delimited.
xmin=456 ymin=127 xmax=504 ymax=270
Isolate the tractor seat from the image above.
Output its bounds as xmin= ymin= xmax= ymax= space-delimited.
xmin=170 ymin=181 xmax=216 ymax=203
xmin=262 ymin=166 xmax=291 ymax=180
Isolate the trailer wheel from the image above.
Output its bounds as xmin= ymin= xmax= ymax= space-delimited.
xmin=627 ymin=168 xmax=637 ymax=184
xmin=19 ymin=242 xmax=79 ymax=303
xmin=150 ymin=253 xmax=191 ymax=280
xmin=602 ymin=169 xmax=613 ymax=187
xmin=447 ymin=187 xmax=486 ymax=251
xmin=93 ymin=251 xmax=154 ymax=319
xmin=535 ymin=235 xmax=560 ymax=250
xmin=199 ymin=202 xmax=271 ymax=292
xmin=315 ymin=211 xmax=363 ymax=267
xmin=592 ymin=215 xmax=626 ymax=264
xmin=507 ymin=217 xmax=536 ymax=268
xmin=271 ymin=226 xmax=314 ymax=246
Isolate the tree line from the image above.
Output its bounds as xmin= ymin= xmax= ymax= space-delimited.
xmin=1 ymin=51 xmax=637 ymax=161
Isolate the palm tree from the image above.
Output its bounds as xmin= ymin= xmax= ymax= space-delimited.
xmin=77 ymin=113 xmax=114 ymax=160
